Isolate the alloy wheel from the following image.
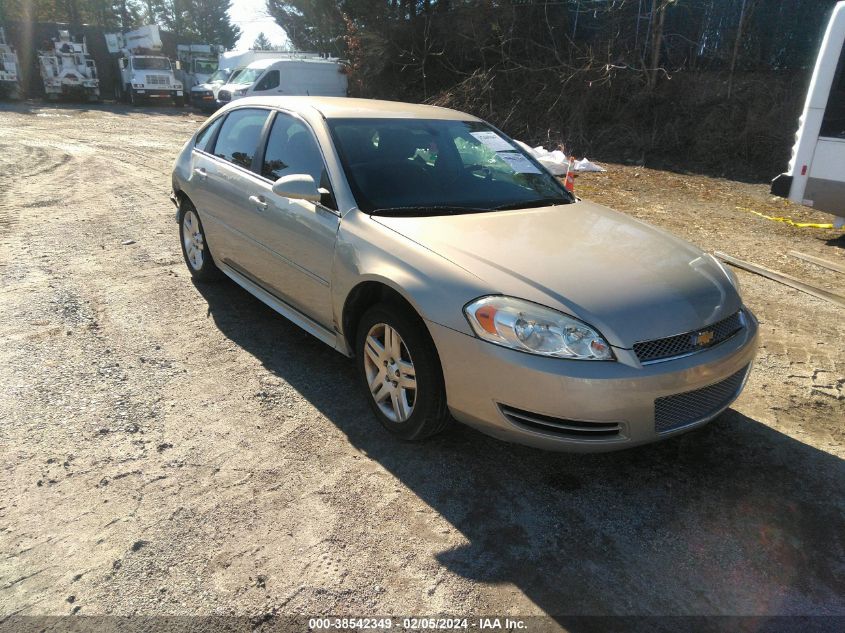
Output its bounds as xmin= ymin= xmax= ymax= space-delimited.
xmin=182 ymin=209 xmax=205 ymax=271
xmin=363 ymin=322 xmax=417 ymax=423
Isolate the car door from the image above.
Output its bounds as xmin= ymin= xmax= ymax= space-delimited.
xmin=196 ymin=107 xmax=272 ymax=274
xmin=245 ymin=110 xmax=339 ymax=328
xmin=187 ymin=114 xmax=241 ymax=263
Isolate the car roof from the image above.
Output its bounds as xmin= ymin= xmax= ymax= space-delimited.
xmin=229 ymin=96 xmax=481 ymax=121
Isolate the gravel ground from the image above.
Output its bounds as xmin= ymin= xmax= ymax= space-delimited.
xmin=0 ymin=102 xmax=843 ymax=626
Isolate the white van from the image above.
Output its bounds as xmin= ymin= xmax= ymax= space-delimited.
xmin=215 ymin=57 xmax=347 ymax=106
xmin=771 ymin=1 xmax=845 ymax=228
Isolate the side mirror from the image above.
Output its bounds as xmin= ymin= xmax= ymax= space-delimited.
xmin=175 ymin=60 xmax=182 ymax=70
xmin=119 ymin=58 xmax=127 ymax=70
xmin=272 ymin=174 xmax=322 ymax=202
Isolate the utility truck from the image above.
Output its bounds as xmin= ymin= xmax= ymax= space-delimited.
xmin=38 ymin=29 xmax=100 ymax=101
xmin=105 ymin=25 xmax=184 ymax=106
xmin=772 ymin=1 xmax=845 ymax=229
xmin=0 ymin=27 xmax=22 ymax=99
xmin=176 ymin=43 xmax=219 ymax=101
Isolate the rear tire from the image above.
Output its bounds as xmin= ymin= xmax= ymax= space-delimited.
xmin=178 ymin=199 xmax=221 ymax=281
xmin=355 ymin=302 xmax=450 ymax=441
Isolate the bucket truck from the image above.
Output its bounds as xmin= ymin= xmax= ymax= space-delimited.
xmin=0 ymin=27 xmax=22 ymax=100
xmin=38 ymin=29 xmax=100 ymax=101
xmin=105 ymin=25 xmax=184 ymax=106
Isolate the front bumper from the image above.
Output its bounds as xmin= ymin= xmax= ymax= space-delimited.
xmin=428 ymin=309 xmax=759 ymax=452
xmin=133 ymin=88 xmax=183 ymax=99
xmin=192 ymin=91 xmax=218 ymax=111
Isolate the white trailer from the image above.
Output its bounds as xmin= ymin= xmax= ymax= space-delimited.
xmin=217 ymin=49 xmax=322 ymax=72
xmin=38 ymin=29 xmax=100 ymax=101
xmin=771 ymin=1 xmax=845 ymax=228
xmin=0 ymin=27 xmax=23 ymax=100
xmin=105 ymin=25 xmax=184 ymax=106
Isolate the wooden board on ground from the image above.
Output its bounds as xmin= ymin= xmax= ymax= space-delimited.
xmin=714 ymin=251 xmax=845 ymax=309
xmin=788 ymin=250 xmax=845 ymax=275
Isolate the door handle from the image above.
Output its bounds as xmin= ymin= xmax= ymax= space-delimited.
xmin=193 ymin=167 xmax=207 ymax=180
xmin=249 ymin=195 xmax=268 ymax=211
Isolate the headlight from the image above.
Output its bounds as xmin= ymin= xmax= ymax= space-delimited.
xmin=464 ymin=296 xmax=614 ymax=360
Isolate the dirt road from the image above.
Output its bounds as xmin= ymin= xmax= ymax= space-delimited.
xmin=1 ymin=103 xmax=843 ymax=626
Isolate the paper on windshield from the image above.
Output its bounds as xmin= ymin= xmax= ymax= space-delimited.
xmin=470 ymin=131 xmax=514 ymax=152
xmin=497 ymin=152 xmax=542 ymax=174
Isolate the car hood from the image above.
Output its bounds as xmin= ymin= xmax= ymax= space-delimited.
xmin=372 ymin=201 xmax=741 ymax=348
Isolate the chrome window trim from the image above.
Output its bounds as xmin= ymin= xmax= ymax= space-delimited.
xmin=190 ymin=105 xmax=341 ymax=216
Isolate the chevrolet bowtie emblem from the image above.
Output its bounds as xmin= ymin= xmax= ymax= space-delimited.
xmin=692 ymin=330 xmax=715 ymax=347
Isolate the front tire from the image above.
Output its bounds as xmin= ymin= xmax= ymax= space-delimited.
xmin=356 ymin=303 xmax=450 ymax=441
xmin=179 ymin=200 xmax=220 ymax=281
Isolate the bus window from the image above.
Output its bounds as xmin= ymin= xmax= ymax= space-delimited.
xmin=820 ymin=44 xmax=845 ymax=138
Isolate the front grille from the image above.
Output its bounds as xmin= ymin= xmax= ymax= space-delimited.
xmin=634 ymin=311 xmax=744 ymax=364
xmin=217 ymin=89 xmax=231 ymax=102
xmin=500 ymin=405 xmax=622 ymax=439
xmin=146 ymin=74 xmax=170 ymax=86
xmin=654 ymin=365 xmax=748 ymax=433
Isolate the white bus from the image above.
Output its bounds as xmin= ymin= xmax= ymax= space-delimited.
xmin=771 ymin=1 xmax=845 ymax=229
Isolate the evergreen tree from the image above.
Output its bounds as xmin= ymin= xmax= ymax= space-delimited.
xmin=158 ymin=0 xmax=191 ymax=38
xmin=253 ymin=31 xmax=274 ymax=50
xmin=188 ymin=0 xmax=241 ymax=48
xmin=266 ymin=0 xmax=344 ymax=55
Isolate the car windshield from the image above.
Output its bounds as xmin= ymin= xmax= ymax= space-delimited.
xmin=132 ymin=56 xmax=171 ymax=71
xmin=194 ymin=58 xmax=218 ymax=74
xmin=226 ymin=67 xmax=245 ymax=84
xmin=207 ymin=68 xmax=230 ymax=83
xmin=231 ymin=68 xmax=263 ymax=85
xmin=327 ymin=118 xmax=573 ymax=215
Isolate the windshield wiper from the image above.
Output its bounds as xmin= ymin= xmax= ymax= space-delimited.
xmin=491 ymin=197 xmax=571 ymax=211
xmin=369 ymin=206 xmax=494 ymax=217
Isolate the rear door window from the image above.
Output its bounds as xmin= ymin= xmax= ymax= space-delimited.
xmin=213 ymin=108 xmax=270 ymax=170
xmin=194 ymin=116 xmax=223 ymax=152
